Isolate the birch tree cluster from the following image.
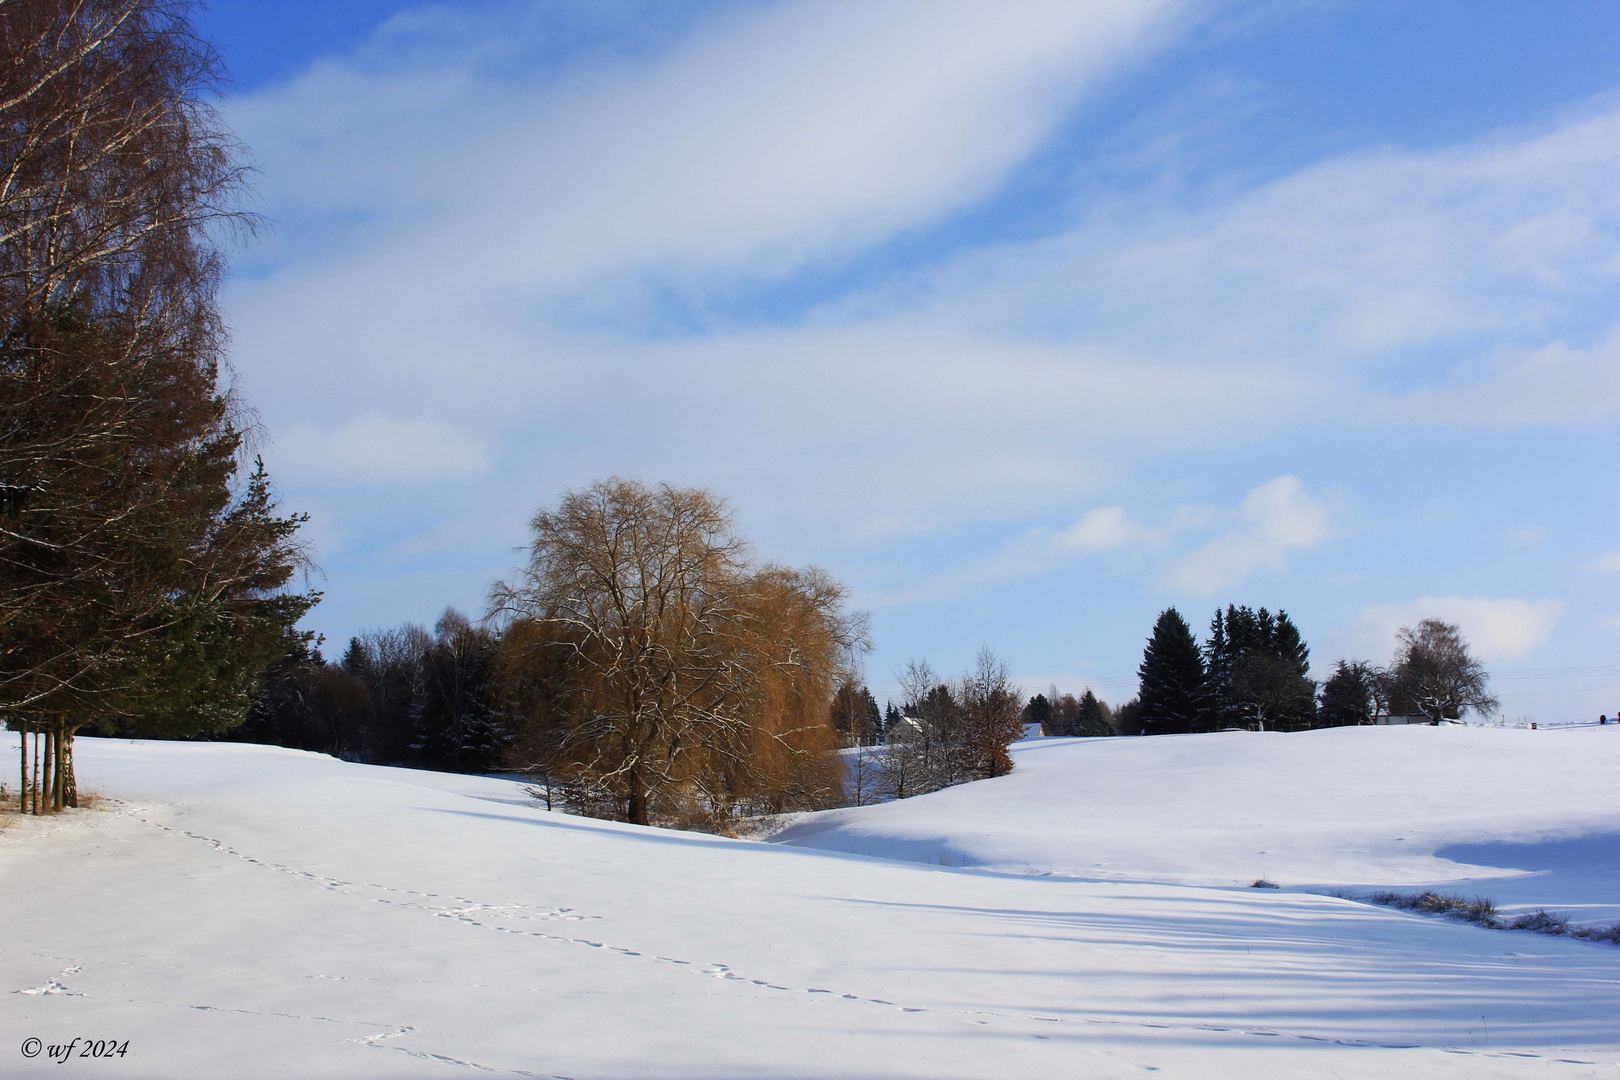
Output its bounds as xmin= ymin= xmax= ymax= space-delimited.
xmin=1 ymin=0 xmax=314 ymax=813
xmin=868 ymin=649 xmax=1026 ymax=802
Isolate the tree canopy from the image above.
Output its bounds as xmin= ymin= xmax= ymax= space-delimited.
xmin=1137 ymin=608 xmax=1206 ymax=734
xmin=489 ymin=477 xmax=866 ymax=826
xmin=1389 ymin=619 xmax=1497 ymax=723
xmin=0 ymin=0 xmax=313 ymax=810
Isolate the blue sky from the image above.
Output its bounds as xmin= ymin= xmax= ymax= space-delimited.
xmin=197 ymin=0 xmax=1620 ymax=718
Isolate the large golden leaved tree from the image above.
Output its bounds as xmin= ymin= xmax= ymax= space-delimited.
xmin=490 ymin=478 xmax=866 ymax=827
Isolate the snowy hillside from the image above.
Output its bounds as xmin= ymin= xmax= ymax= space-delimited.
xmin=3 ymin=729 xmax=1618 ymax=1079
xmin=773 ymin=725 xmax=1620 ymax=920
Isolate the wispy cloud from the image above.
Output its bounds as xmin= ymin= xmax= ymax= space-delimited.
xmin=868 ymin=503 xmax=1158 ymax=606
xmin=275 ymin=413 xmax=493 ymax=484
xmin=1160 ymin=476 xmax=1339 ymax=595
xmin=870 ymin=475 xmax=1341 ymax=606
xmin=1373 ymin=333 xmax=1620 ymax=427
xmin=1328 ymin=596 xmax=1565 ymax=665
xmin=908 ymin=96 xmax=1620 ymax=404
xmin=213 ymin=2 xmax=1620 ymax=707
xmin=1590 ymin=551 xmax=1620 ymax=574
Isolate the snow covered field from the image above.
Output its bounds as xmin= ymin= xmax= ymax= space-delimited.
xmin=3 ymin=727 xmax=1618 ymax=1079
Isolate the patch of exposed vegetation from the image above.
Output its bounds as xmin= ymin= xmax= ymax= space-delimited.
xmin=1358 ymin=890 xmax=1620 ymax=944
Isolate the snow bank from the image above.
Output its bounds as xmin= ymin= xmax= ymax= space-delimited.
xmin=1 ymin=730 xmax=1617 ymax=1079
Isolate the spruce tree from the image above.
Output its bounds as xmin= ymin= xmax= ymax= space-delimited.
xmin=860 ymin=688 xmax=882 ymax=746
xmin=1269 ymin=610 xmax=1317 ymax=730
xmin=1202 ymin=605 xmax=1317 ymax=731
xmin=1021 ymin=693 xmax=1055 ymax=735
xmin=1204 ymin=609 xmax=1234 ymax=728
xmin=1318 ymin=660 xmax=1374 ymax=727
xmin=1137 ymin=608 xmax=1207 ymax=734
xmin=1076 ymin=689 xmax=1111 ymax=737
xmin=883 ymin=702 xmax=902 ymax=741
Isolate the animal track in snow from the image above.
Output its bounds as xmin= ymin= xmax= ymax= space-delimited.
xmin=16 ymin=960 xmax=85 ymax=996
xmin=122 ymin=806 xmax=1585 ymax=1068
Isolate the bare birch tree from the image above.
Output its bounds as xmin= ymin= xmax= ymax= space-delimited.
xmin=1389 ymin=619 xmax=1498 ymax=723
xmin=0 ymin=1 xmax=311 ymax=812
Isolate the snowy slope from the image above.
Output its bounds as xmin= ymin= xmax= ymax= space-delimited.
xmin=1 ymin=731 xmax=1617 ymax=1079
xmin=774 ymin=725 xmax=1620 ymax=920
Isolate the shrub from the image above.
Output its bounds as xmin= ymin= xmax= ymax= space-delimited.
xmin=1570 ymin=921 xmax=1620 ymax=945
xmin=1508 ymin=910 xmax=1569 ymax=935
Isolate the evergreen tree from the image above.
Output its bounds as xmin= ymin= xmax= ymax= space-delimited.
xmin=861 ymin=688 xmax=882 ymax=747
xmin=344 ymin=624 xmax=431 ymax=764
xmin=1318 ymin=660 xmax=1375 ymax=727
xmin=1137 ymin=608 xmax=1207 ymax=734
xmin=1267 ymin=610 xmax=1317 ymax=730
xmin=1203 ymin=605 xmax=1316 ymax=731
xmin=1076 ymin=689 xmax=1112 ymax=737
xmin=1113 ymin=697 xmax=1144 ymax=736
xmin=1021 ymin=693 xmax=1055 ymax=735
xmin=0 ymin=2 xmax=314 ymax=810
xmin=413 ymin=609 xmax=505 ymax=772
xmin=830 ymin=682 xmax=884 ymax=747
xmin=233 ymin=640 xmax=368 ymax=757
xmin=1203 ymin=609 xmax=1236 ymax=729
xmin=882 ymin=702 xmax=902 ymax=741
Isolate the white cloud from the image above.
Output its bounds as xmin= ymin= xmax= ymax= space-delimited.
xmin=230 ymin=0 xmax=1183 ymax=295
xmin=871 ymin=476 xmax=1338 ymax=607
xmin=867 ymin=503 xmax=1157 ymax=606
xmin=1591 ymin=551 xmax=1620 ymax=574
xmin=1375 ymin=333 xmax=1620 ymax=427
xmin=1504 ymin=525 xmax=1545 ymax=550
xmin=225 ymin=4 xmax=1620 ymax=542
xmin=985 ymin=504 xmax=1158 ymax=575
xmin=1054 ymin=506 xmax=1153 ymax=553
xmin=224 ymin=0 xmax=1210 ymax=523
xmin=910 ymin=97 xmax=1620 ymax=403
xmin=1160 ymin=476 xmax=1339 ymax=595
xmin=275 ymin=413 xmax=493 ymax=484
xmin=1331 ymin=597 xmax=1565 ymax=665
xmin=207 ymin=3 xmax=1620 ymax=672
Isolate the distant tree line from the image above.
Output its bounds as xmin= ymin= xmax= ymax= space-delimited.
xmin=1021 ymin=688 xmax=1115 ymax=738
xmin=228 ymin=609 xmax=503 ymax=773
xmin=1123 ymin=607 xmax=1497 ymax=734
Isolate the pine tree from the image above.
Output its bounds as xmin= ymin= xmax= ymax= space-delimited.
xmin=1202 ymin=605 xmax=1317 ymax=731
xmin=860 ymin=688 xmax=882 ymax=746
xmin=1137 ymin=608 xmax=1207 ymax=734
xmin=883 ymin=702 xmax=902 ymax=740
xmin=1203 ymin=609 xmax=1234 ymax=729
xmin=413 ymin=609 xmax=504 ymax=772
xmin=1269 ymin=610 xmax=1317 ymax=730
xmin=0 ymin=2 xmax=314 ymax=809
xmin=1021 ymin=693 xmax=1055 ymax=735
xmin=1318 ymin=660 xmax=1375 ymax=727
xmin=1076 ymin=689 xmax=1111 ymax=737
